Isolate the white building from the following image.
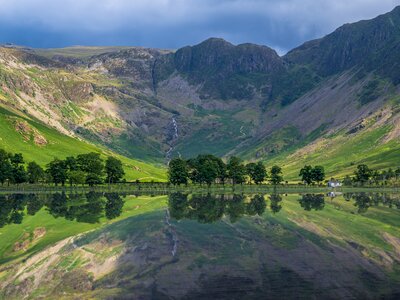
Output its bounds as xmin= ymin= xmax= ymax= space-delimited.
xmin=328 ymin=180 xmax=342 ymax=188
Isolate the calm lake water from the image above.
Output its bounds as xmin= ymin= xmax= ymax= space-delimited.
xmin=0 ymin=191 xmax=399 ymax=299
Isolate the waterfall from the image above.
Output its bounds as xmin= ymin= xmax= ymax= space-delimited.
xmin=166 ymin=117 xmax=179 ymax=162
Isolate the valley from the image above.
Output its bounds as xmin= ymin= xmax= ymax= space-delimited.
xmin=1 ymin=7 xmax=400 ymax=181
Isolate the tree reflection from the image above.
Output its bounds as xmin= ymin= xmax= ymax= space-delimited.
xmin=299 ymin=194 xmax=325 ymax=211
xmin=269 ymin=194 xmax=283 ymax=214
xmin=0 ymin=192 xmax=127 ymax=228
xmin=105 ymin=193 xmax=125 ymax=220
xmin=168 ymin=193 xmax=267 ymax=223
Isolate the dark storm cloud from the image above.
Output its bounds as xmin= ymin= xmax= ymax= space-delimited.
xmin=0 ymin=0 xmax=398 ymax=53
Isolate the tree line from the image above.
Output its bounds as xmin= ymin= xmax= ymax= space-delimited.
xmin=343 ymin=164 xmax=400 ymax=186
xmin=0 ymin=149 xmax=125 ymax=186
xmin=168 ymin=155 xmax=283 ymax=186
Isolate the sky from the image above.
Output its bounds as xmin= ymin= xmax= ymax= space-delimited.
xmin=0 ymin=0 xmax=399 ymax=54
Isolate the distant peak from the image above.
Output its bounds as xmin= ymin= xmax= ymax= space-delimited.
xmin=197 ymin=38 xmax=234 ymax=47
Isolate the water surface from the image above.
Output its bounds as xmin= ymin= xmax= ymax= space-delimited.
xmin=0 ymin=191 xmax=399 ymax=299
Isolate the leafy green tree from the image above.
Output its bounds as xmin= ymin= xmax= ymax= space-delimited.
xmin=311 ymin=166 xmax=325 ymax=185
xmin=77 ymin=153 xmax=104 ymax=174
xmin=68 ymin=170 xmax=86 ymax=186
xmin=186 ymin=155 xmax=225 ymax=186
xmin=215 ymin=157 xmax=227 ymax=184
xmin=10 ymin=153 xmax=27 ymax=185
xmin=10 ymin=153 xmax=24 ymax=166
xmin=11 ymin=166 xmax=27 ymax=185
xmin=246 ymin=162 xmax=267 ymax=184
xmin=27 ymin=161 xmax=44 ymax=184
xmin=77 ymin=152 xmax=104 ymax=185
xmin=46 ymin=158 xmax=68 ymax=186
xmin=65 ymin=156 xmax=78 ymax=171
xmin=354 ymin=164 xmax=372 ymax=185
xmin=299 ymin=165 xmax=313 ymax=185
xmin=168 ymin=158 xmax=189 ymax=185
xmin=269 ymin=165 xmax=283 ymax=185
xmin=105 ymin=156 xmax=125 ymax=184
xmin=0 ymin=149 xmax=12 ymax=185
xmin=227 ymin=156 xmax=246 ymax=185
xmin=85 ymin=173 xmax=103 ymax=186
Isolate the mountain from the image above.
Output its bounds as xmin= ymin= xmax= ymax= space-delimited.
xmin=1 ymin=6 xmax=400 ymax=179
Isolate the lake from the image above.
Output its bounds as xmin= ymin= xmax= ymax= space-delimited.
xmin=0 ymin=191 xmax=399 ymax=299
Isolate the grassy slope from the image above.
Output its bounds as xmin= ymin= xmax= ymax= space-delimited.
xmin=0 ymin=106 xmax=166 ymax=181
xmin=264 ymin=124 xmax=400 ymax=180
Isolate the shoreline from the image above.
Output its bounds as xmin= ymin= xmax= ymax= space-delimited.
xmin=0 ymin=184 xmax=400 ymax=194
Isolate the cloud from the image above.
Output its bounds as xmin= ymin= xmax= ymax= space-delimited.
xmin=0 ymin=0 xmax=398 ymax=52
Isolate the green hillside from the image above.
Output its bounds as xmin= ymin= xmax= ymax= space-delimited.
xmin=0 ymin=105 xmax=166 ymax=181
xmin=263 ymin=115 xmax=400 ymax=180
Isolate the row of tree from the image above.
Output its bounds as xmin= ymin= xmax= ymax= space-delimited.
xmin=0 ymin=149 xmax=125 ymax=186
xmin=168 ymin=155 xmax=283 ymax=186
xmin=344 ymin=164 xmax=400 ymax=186
xmin=299 ymin=165 xmax=325 ymax=185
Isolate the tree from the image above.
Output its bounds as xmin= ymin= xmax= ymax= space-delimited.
xmin=68 ymin=170 xmax=86 ymax=186
xmin=299 ymin=165 xmax=313 ymax=185
xmin=0 ymin=149 xmax=12 ymax=185
xmin=311 ymin=166 xmax=325 ymax=185
xmin=246 ymin=162 xmax=267 ymax=184
xmin=105 ymin=156 xmax=125 ymax=184
xmin=227 ymin=156 xmax=246 ymax=185
xmin=46 ymin=158 xmax=68 ymax=186
xmin=77 ymin=153 xmax=104 ymax=173
xmin=269 ymin=165 xmax=283 ymax=185
xmin=11 ymin=165 xmax=27 ymax=185
xmin=168 ymin=158 xmax=189 ymax=185
xmin=85 ymin=173 xmax=103 ymax=186
xmin=65 ymin=156 xmax=78 ymax=171
xmin=354 ymin=164 xmax=372 ymax=185
xmin=77 ymin=152 xmax=104 ymax=184
xmin=27 ymin=161 xmax=44 ymax=184
xmin=187 ymin=155 xmax=220 ymax=186
xmin=10 ymin=153 xmax=27 ymax=185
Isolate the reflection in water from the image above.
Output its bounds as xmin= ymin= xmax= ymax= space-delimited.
xmin=298 ymin=194 xmax=325 ymax=211
xmin=344 ymin=192 xmax=400 ymax=213
xmin=1 ymin=191 xmax=400 ymax=299
xmin=0 ymin=192 xmax=126 ymax=228
xmin=168 ymin=193 xmax=266 ymax=223
xmin=269 ymin=194 xmax=283 ymax=214
xmin=1 ymin=191 xmax=400 ymax=229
